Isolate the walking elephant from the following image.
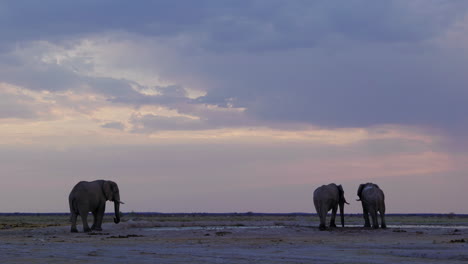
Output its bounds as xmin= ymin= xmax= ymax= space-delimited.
xmin=69 ymin=180 xmax=124 ymax=233
xmin=357 ymin=183 xmax=386 ymax=229
xmin=313 ymin=183 xmax=349 ymax=230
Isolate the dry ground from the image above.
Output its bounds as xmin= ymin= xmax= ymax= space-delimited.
xmin=0 ymin=214 xmax=467 ymax=263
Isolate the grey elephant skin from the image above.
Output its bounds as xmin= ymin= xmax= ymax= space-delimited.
xmin=357 ymin=183 xmax=386 ymax=229
xmin=69 ymin=180 xmax=124 ymax=233
xmin=313 ymin=183 xmax=349 ymax=230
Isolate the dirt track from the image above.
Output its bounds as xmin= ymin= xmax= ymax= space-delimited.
xmin=1 ymin=217 xmax=467 ymax=263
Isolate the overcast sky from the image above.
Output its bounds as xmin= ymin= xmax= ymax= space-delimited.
xmin=1 ymin=0 xmax=468 ymax=213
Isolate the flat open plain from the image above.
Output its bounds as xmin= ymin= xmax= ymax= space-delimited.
xmin=0 ymin=214 xmax=467 ymax=263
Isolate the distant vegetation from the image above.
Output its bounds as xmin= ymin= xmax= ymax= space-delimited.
xmin=1 ymin=212 xmax=467 ymax=230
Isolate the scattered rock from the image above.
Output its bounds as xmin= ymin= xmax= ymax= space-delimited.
xmin=393 ymin=229 xmax=407 ymax=233
xmin=450 ymin=239 xmax=466 ymax=243
xmin=140 ymin=252 xmax=157 ymax=255
xmin=215 ymin=231 xmax=232 ymax=236
xmin=87 ymin=251 xmax=98 ymax=256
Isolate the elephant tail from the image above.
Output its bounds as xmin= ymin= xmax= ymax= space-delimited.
xmin=314 ymin=199 xmax=323 ymax=219
xmin=69 ymin=197 xmax=79 ymax=220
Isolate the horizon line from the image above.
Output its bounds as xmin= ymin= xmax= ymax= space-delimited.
xmin=0 ymin=212 xmax=466 ymax=216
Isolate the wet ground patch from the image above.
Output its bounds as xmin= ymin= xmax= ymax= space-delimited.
xmin=449 ymin=239 xmax=466 ymax=243
xmin=146 ymin=225 xmax=286 ymax=231
xmin=108 ymin=234 xmax=144 ymax=239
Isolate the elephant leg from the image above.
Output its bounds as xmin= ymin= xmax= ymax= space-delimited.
xmin=79 ymin=209 xmax=91 ymax=232
xmin=370 ymin=208 xmax=379 ymax=229
xmin=91 ymin=211 xmax=98 ymax=230
xmin=318 ymin=211 xmax=326 ymax=231
xmin=318 ymin=209 xmax=328 ymax=230
xmin=329 ymin=205 xmax=337 ymax=228
xmin=319 ymin=218 xmax=326 ymax=230
xmin=70 ymin=212 xmax=78 ymax=233
xmin=94 ymin=204 xmax=106 ymax=231
xmin=380 ymin=211 xmax=387 ymax=228
xmin=320 ymin=205 xmax=329 ymax=230
xmin=315 ymin=200 xmax=326 ymax=231
xmin=362 ymin=206 xmax=371 ymax=228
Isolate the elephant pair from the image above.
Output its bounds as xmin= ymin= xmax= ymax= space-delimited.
xmin=69 ymin=180 xmax=124 ymax=233
xmin=313 ymin=182 xmax=386 ymax=230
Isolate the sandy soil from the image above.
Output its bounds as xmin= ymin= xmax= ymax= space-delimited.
xmin=0 ymin=216 xmax=467 ymax=263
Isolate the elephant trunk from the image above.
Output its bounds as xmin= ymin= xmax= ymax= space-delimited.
xmin=114 ymin=201 xmax=120 ymax=224
xmin=339 ymin=202 xmax=345 ymax=227
xmin=113 ymin=192 xmax=121 ymax=224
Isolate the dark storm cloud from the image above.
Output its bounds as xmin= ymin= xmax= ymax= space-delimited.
xmin=1 ymin=0 xmax=468 ymax=135
xmin=191 ymin=41 xmax=468 ymax=130
xmin=241 ymin=48 xmax=468 ymax=129
xmin=0 ymin=58 xmax=138 ymax=96
xmin=0 ymin=61 xmax=82 ymax=92
xmin=0 ymin=0 xmax=207 ymax=44
xmin=2 ymin=1 xmax=465 ymax=50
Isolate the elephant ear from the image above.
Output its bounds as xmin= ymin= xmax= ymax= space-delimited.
xmin=103 ymin=181 xmax=113 ymax=201
xmin=357 ymin=184 xmax=365 ymax=200
xmin=337 ymin=185 xmax=344 ymax=200
xmin=337 ymin=184 xmax=346 ymax=202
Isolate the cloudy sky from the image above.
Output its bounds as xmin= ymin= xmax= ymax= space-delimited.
xmin=1 ymin=0 xmax=468 ymax=213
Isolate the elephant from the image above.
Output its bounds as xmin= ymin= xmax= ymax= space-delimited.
xmin=313 ymin=183 xmax=349 ymax=230
xmin=69 ymin=180 xmax=124 ymax=233
xmin=357 ymin=183 xmax=386 ymax=229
